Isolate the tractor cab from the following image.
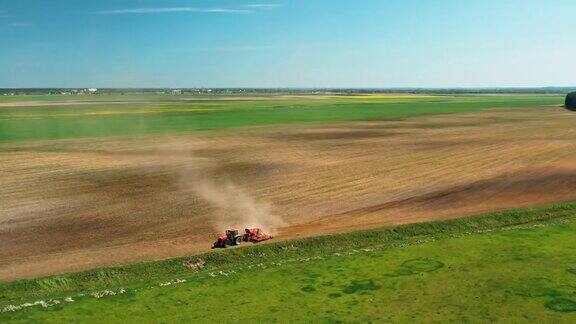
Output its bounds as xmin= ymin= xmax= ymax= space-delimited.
xmin=226 ymin=229 xmax=239 ymax=239
xmin=213 ymin=228 xmax=242 ymax=248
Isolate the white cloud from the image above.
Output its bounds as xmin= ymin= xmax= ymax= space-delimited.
xmin=243 ymin=4 xmax=283 ymax=9
xmin=181 ymin=44 xmax=283 ymax=53
xmin=10 ymin=22 xmax=32 ymax=27
xmin=96 ymin=7 xmax=253 ymax=15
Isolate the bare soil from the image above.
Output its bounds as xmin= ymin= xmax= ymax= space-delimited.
xmin=1 ymin=107 xmax=576 ymax=280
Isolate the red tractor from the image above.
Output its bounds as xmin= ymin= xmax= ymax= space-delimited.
xmin=213 ymin=229 xmax=243 ymax=248
xmin=213 ymin=228 xmax=272 ymax=248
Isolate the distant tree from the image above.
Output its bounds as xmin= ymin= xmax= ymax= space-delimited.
xmin=566 ymin=92 xmax=576 ymax=111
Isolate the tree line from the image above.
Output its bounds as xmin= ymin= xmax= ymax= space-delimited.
xmin=566 ymin=92 xmax=576 ymax=111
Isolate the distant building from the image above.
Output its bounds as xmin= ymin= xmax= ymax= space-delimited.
xmin=171 ymin=89 xmax=182 ymax=95
xmin=87 ymin=88 xmax=98 ymax=94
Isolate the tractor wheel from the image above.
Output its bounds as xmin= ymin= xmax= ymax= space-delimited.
xmin=234 ymin=236 xmax=242 ymax=246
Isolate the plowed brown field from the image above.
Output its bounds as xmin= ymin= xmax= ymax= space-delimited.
xmin=1 ymin=107 xmax=576 ymax=280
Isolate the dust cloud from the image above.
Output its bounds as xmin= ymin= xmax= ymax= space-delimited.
xmin=156 ymin=140 xmax=286 ymax=234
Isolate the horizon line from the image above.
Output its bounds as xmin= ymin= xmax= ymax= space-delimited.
xmin=1 ymin=86 xmax=575 ymax=90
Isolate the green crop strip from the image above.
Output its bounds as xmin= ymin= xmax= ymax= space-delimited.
xmin=0 ymin=95 xmax=562 ymax=142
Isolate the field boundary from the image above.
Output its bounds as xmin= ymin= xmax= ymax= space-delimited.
xmin=1 ymin=201 xmax=576 ymax=305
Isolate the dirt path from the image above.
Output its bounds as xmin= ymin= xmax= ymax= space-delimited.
xmin=1 ymin=106 xmax=576 ymax=280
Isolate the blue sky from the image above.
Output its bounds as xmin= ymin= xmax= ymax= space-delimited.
xmin=0 ymin=0 xmax=574 ymax=88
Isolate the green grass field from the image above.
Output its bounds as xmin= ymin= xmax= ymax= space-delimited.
xmin=2 ymin=203 xmax=576 ymax=322
xmin=0 ymin=94 xmax=562 ymax=142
